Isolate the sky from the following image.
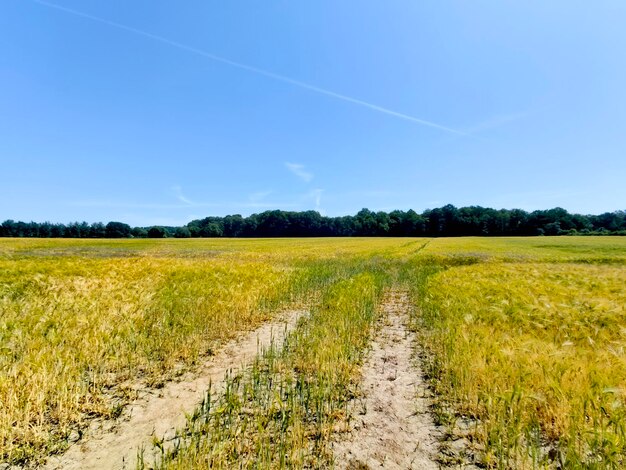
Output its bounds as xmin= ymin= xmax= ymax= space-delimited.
xmin=1 ymin=0 xmax=625 ymax=226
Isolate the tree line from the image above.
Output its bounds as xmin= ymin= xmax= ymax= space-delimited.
xmin=1 ymin=206 xmax=625 ymax=238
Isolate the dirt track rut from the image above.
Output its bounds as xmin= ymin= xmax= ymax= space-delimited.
xmin=333 ymin=290 xmax=440 ymax=469
xmin=43 ymin=310 xmax=305 ymax=470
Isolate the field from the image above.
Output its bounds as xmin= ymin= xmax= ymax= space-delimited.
xmin=1 ymin=237 xmax=625 ymax=468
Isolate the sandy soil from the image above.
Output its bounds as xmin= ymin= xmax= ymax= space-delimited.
xmin=332 ymin=290 xmax=440 ymax=469
xmin=42 ymin=310 xmax=306 ymax=470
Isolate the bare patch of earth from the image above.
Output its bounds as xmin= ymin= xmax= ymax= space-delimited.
xmin=42 ymin=310 xmax=306 ymax=470
xmin=332 ymin=290 xmax=440 ymax=469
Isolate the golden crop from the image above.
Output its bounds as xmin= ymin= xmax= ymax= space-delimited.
xmin=416 ymin=239 xmax=626 ymax=468
xmin=1 ymin=236 xmax=625 ymax=468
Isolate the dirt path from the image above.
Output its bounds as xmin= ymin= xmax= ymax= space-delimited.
xmin=332 ymin=290 xmax=440 ymax=469
xmin=43 ymin=310 xmax=306 ymax=470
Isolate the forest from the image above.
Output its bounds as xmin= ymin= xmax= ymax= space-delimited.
xmin=1 ymin=205 xmax=625 ymax=238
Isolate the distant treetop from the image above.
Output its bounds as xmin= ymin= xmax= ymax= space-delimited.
xmin=1 ymin=206 xmax=625 ymax=238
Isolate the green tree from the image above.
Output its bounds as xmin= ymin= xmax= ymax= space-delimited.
xmin=174 ymin=227 xmax=192 ymax=238
xmin=131 ymin=227 xmax=148 ymax=238
xmin=90 ymin=222 xmax=106 ymax=238
xmin=147 ymin=226 xmax=167 ymax=238
xmin=204 ymin=223 xmax=223 ymax=237
xmin=105 ymin=221 xmax=131 ymax=238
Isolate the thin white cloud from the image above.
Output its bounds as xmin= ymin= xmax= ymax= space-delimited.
xmin=123 ymin=215 xmax=194 ymax=227
xmin=69 ymin=199 xmax=299 ymax=211
xmin=248 ymin=190 xmax=273 ymax=203
xmin=310 ymin=188 xmax=324 ymax=214
xmin=462 ymin=111 xmax=530 ymax=135
xmin=172 ymin=185 xmax=195 ymax=205
xmin=32 ymin=0 xmax=467 ymax=136
xmin=285 ymin=162 xmax=314 ymax=183
xmin=69 ymin=200 xmax=213 ymax=210
xmin=339 ymin=189 xmax=398 ymax=198
xmin=483 ymin=189 xmax=592 ymax=211
xmin=241 ymin=201 xmax=299 ymax=209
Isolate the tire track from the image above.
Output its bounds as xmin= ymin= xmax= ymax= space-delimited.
xmin=43 ymin=310 xmax=306 ymax=470
xmin=333 ymin=290 xmax=439 ymax=469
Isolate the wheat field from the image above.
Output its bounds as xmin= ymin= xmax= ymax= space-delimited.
xmin=1 ymin=237 xmax=625 ymax=468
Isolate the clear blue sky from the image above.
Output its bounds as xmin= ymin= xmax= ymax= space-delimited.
xmin=1 ymin=1 xmax=625 ymax=226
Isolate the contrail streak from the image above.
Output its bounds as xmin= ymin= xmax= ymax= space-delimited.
xmin=32 ymin=0 xmax=467 ymax=136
